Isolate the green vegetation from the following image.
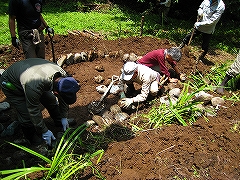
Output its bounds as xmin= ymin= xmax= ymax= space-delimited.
xmin=142 ymin=83 xmax=212 ymax=128
xmin=0 ymin=124 xmax=104 ymax=180
xmin=0 ymin=1 xmax=240 ymax=179
xmin=0 ymin=0 xmax=238 ymax=54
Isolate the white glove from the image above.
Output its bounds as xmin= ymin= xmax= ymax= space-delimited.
xmin=42 ymin=130 xmax=56 ymax=146
xmin=194 ymin=22 xmax=201 ymax=29
xmin=61 ymin=118 xmax=69 ymax=131
xmin=121 ymin=98 xmax=133 ymax=109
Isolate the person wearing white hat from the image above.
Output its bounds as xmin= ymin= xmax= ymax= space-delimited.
xmin=119 ymin=61 xmax=161 ymax=109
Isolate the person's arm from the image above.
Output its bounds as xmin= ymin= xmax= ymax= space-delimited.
xmin=40 ymin=14 xmax=48 ymax=28
xmin=57 ymin=94 xmax=69 ymax=118
xmin=40 ymin=14 xmax=54 ymax=34
xmin=132 ymin=81 xmax=150 ymax=103
xmin=38 ymin=14 xmax=48 ymax=31
xmin=9 ymin=15 xmax=17 ymax=38
xmin=24 ymin=85 xmax=48 ymax=134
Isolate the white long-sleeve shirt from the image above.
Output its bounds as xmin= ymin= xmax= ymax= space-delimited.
xmin=120 ymin=64 xmax=160 ymax=103
xmin=160 ymin=0 xmax=171 ymax=8
xmin=195 ymin=0 xmax=225 ymax=34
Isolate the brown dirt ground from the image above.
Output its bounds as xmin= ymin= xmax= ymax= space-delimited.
xmin=0 ymin=34 xmax=240 ymax=179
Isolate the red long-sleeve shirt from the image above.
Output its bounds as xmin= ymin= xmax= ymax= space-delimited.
xmin=137 ymin=49 xmax=176 ymax=78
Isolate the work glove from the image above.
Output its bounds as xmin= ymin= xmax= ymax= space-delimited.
xmin=11 ymin=37 xmax=20 ymax=49
xmin=61 ymin=118 xmax=69 ymax=131
xmin=42 ymin=130 xmax=56 ymax=146
xmin=194 ymin=22 xmax=201 ymax=29
xmin=120 ymin=98 xmax=133 ymax=109
xmin=45 ymin=26 xmax=54 ymax=35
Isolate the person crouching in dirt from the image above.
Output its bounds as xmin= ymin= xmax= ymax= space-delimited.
xmin=136 ymin=47 xmax=186 ymax=83
xmin=0 ymin=58 xmax=80 ymax=147
xmin=118 ymin=61 xmax=163 ymax=109
xmin=216 ymin=51 xmax=240 ymax=94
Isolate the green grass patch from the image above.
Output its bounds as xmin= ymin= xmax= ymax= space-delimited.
xmin=0 ymin=0 xmax=238 ymax=54
xmin=0 ymin=124 xmax=105 ymax=180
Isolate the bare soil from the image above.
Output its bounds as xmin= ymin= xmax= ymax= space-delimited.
xmin=0 ymin=33 xmax=240 ymax=179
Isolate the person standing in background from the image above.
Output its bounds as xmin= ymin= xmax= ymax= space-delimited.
xmin=158 ymin=0 xmax=171 ymax=25
xmin=8 ymin=0 xmax=54 ymax=59
xmin=179 ymin=0 xmax=225 ymax=61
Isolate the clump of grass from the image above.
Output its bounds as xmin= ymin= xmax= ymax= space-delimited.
xmin=0 ymin=124 xmax=104 ymax=180
xmin=143 ymin=83 xmax=213 ymax=128
xmin=189 ymin=60 xmax=240 ymax=92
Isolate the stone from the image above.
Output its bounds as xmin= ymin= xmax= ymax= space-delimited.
xmin=110 ymin=104 xmax=122 ymax=115
xmin=194 ymin=91 xmax=213 ymax=104
xmin=114 ymin=112 xmax=130 ymax=122
xmin=96 ymin=85 xmax=108 ymax=94
xmin=102 ymin=111 xmax=114 ymax=125
xmin=211 ymin=97 xmax=225 ymax=106
xmin=95 ymin=65 xmax=105 ymax=72
xmin=57 ymin=55 xmax=67 ymax=67
xmin=65 ymin=53 xmax=74 ymax=65
xmin=73 ymin=53 xmax=82 ymax=63
xmin=169 ymin=88 xmax=181 ymax=98
xmin=94 ymin=75 xmax=104 ymax=84
xmin=92 ymin=115 xmax=107 ymax=128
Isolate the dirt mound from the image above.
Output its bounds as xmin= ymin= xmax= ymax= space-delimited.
xmin=0 ymin=34 xmax=239 ymax=179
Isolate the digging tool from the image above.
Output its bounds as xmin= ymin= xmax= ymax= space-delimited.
xmin=187 ymin=15 xmax=202 ymax=46
xmin=48 ymin=32 xmax=56 ymax=63
xmin=88 ymin=75 xmax=119 ymax=114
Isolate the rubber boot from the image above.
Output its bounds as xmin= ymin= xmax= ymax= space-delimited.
xmin=178 ymin=42 xmax=185 ymax=49
xmin=21 ymin=126 xmax=43 ymax=146
xmin=216 ymin=75 xmax=232 ymax=94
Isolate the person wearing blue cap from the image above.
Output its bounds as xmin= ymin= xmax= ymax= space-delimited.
xmin=0 ymin=58 xmax=80 ymax=146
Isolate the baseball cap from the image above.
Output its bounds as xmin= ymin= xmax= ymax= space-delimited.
xmin=121 ymin=62 xmax=137 ymax=81
xmin=57 ymin=77 xmax=80 ymax=104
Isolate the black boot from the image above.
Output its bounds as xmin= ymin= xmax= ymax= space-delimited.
xmin=21 ymin=126 xmax=43 ymax=146
xmin=178 ymin=42 xmax=185 ymax=49
xmin=216 ymin=75 xmax=232 ymax=94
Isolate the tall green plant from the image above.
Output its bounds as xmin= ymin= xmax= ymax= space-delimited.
xmin=145 ymin=83 xmax=212 ymax=128
xmin=0 ymin=124 xmax=104 ymax=180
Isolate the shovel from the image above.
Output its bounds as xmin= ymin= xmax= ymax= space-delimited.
xmin=48 ymin=32 xmax=56 ymax=63
xmin=88 ymin=75 xmax=119 ymax=114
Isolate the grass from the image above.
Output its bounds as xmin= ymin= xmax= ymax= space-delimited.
xmin=0 ymin=0 xmax=238 ymax=54
xmin=140 ymin=83 xmax=214 ymax=129
xmin=0 ymin=124 xmax=105 ymax=180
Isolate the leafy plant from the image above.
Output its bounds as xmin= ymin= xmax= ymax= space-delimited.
xmin=0 ymin=124 xmax=104 ymax=180
xmin=144 ymin=83 xmax=213 ymax=128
